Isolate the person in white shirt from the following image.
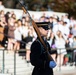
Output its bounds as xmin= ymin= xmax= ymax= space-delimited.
xmin=71 ymin=22 xmax=76 ymax=36
xmin=62 ymin=22 xmax=70 ymax=39
xmin=0 ymin=1 xmax=5 ymax=10
xmin=53 ymin=20 xmax=64 ymax=34
xmin=63 ymin=14 xmax=70 ymax=25
xmin=55 ymin=30 xmax=67 ymax=66
xmin=14 ymin=21 xmax=22 ymax=51
xmin=69 ymin=16 xmax=76 ymax=28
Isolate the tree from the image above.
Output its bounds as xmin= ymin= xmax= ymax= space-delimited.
xmin=2 ymin=0 xmax=76 ymax=18
xmin=49 ymin=0 xmax=76 ymax=18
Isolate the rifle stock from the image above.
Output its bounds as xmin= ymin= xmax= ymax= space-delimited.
xmin=19 ymin=1 xmax=54 ymax=61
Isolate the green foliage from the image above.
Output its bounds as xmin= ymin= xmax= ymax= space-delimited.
xmin=2 ymin=0 xmax=76 ymax=18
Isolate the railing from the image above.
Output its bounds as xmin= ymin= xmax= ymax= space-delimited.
xmin=0 ymin=49 xmax=27 ymax=75
xmin=0 ymin=47 xmax=76 ymax=75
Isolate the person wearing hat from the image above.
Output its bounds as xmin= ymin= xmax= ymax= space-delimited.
xmin=30 ymin=22 xmax=56 ymax=75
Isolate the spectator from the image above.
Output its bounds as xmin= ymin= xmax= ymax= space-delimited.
xmin=64 ymin=38 xmax=72 ymax=65
xmin=11 ymin=13 xmax=17 ymax=20
xmin=0 ymin=10 xmax=5 ymax=16
xmin=49 ymin=16 xmax=53 ymax=29
xmin=5 ymin=12 xmax=11 ymax=23
xmin=0 ymin=1 xmax=5 ymax=10
xmin=7 ymin=17 xmax=16 ymax=51
xmin=14 ymin=21 xmax=22 ymax=51
xmin=69 ymin=16 xmax=76 ymax=29
xmin=0 ymin=10 xmax=7 ymax=27
xmin=25 ymin=27 xmax=33 ymax=63
xmin=25 ymin=15 xmax=30 ymax=22
xmin=53 ymin=20 xmax=64 ymax=34
xmin=71 ymin=36 xmax=76 ymax=66
xmin=16 ymin=19 xmax=23 ymax=49
xmin=0 ymin=17 xmax=7 ymax=27
xmin=63 ymin=14 xmax=69 ymax=25
xmin=22 ymin=17 xmax=26 ymax=25
xmin=39 ymin=16 xmax=45 ymax=22
xmin=55 ymin=30 xmax=67 ymax=66
xmin=62 ymin=22 xmax=70 ymax=39
xmin=71 ymin=23 xmax=76 ymax=36
xmin=22 ymin=21 xmax=29 ymax=41
xmin=52 ymin=16 xmax=58 ymax=26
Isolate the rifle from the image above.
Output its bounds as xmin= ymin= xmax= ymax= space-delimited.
xmin=18 ymin=0 xmax=54 ymax=61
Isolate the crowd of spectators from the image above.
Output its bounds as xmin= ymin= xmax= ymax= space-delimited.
xmin=0 ymin=0 xmax=76 ymax=65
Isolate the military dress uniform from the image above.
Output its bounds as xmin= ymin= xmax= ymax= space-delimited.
xmin=30 ymin=37 xmax=53 ymax=75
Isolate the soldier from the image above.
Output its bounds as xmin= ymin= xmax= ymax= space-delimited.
xmin=30 ymin=22 xmax=56 ymax=75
